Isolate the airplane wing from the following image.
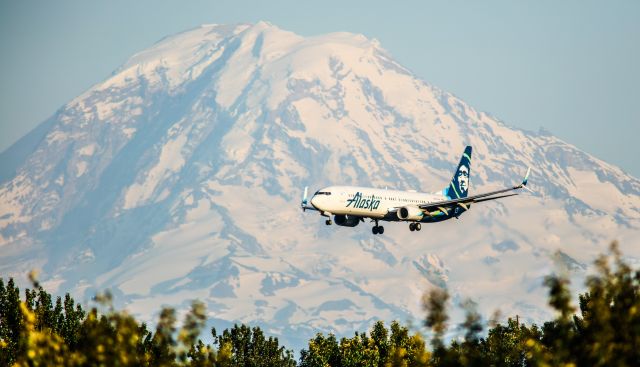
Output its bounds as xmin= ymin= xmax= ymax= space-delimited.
xmin=418 ymin=167 xmax=531 ymax=213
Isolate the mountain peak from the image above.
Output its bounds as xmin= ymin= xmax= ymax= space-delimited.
xmin=1 ymin=22 xmax=638 ymax=350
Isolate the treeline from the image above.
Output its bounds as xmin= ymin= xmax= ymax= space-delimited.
xmin=1 ymin=242 xmax=639 ymax=366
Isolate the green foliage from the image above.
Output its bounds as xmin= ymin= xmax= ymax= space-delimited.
xmin=298 ymin=331 xmax=340 ymax=367
xmin=299 ymin=321 xmax=429 ymax=367
xmin=0 ymin=278 xmax=23 ymax=366
xmin=0 ymin=280 xmax=283 ymax=366
xmin=532 ymin=242 xmax=640 ymax=366
xmin=211 ymin=324 xmax=296 ymax=367
xmin=482 ymin=318 xmax=542 ymax=366
xmin=417 ymin=241 xmax=640 ymax=367
xmin=1 ymin=241 xmax=639 ymax=366
xmin=0 ymin=277 xmax=86 ymax=366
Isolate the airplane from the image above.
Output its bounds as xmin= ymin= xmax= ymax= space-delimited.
xmin=300 ymin=146 xmax=531 ymax=234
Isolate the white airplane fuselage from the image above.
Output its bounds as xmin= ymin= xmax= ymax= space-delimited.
xmin=310 ymin=186 xmax=455 ymax=223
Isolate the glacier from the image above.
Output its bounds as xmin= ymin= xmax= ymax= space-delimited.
xmin=1 ymin=21 xmax=639 ymax=349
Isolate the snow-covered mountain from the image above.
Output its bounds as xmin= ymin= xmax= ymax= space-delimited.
xmin=1 ymin=22 xmax=639 ymax=348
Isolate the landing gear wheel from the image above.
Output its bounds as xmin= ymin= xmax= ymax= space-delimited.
xmin=415 ymin=223 xmax=421 ymax=231
xmin=409 ymin=223 xmax=415 ymax=231
xmin=325 ymin=219 xmax=332 ymax=225
xmin=372 ymin=225 xmax=385 ymax=235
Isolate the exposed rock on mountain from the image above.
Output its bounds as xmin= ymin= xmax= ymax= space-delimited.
xmin=1 ymin=22 xmax=638 ymax=348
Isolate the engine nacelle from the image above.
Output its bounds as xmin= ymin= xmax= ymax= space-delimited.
xmin=334 ymin=214 xmax=360 ymax=227
xmin=397 ymin=206 xmax=424 ymax=221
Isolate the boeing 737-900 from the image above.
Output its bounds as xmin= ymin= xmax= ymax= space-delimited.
xmin=301 ymin=146 xmax=531 ymax=234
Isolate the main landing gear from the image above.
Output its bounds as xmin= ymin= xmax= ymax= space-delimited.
xmin=372 ymin=220 xmax=384 ymax=235
xmin=409 ymin=222 xmax=422 ymax=232
xmin=372 ymin=226 xmax=384 ymax=235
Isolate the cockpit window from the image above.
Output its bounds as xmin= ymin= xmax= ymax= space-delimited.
xmin=314 ymin=191 xmax=331 ymax=195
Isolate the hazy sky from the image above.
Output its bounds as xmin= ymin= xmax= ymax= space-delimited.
xmin=1 ymin=0 xmax=639 ymax=177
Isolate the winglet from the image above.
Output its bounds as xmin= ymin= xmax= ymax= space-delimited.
xmin=521 ymin=167 xmax=531 ymax=187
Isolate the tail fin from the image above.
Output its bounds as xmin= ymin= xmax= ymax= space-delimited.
xmin=445 ymin=146 xmax=472 ymax=199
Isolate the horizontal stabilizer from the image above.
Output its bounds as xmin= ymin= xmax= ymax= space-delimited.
xmin=300 ymin=186 xmax=318 ymax=212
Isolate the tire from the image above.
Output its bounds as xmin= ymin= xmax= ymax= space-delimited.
xmin=409 ymin=223 xmax=415 ymax=231
xmin=325 ymin=219 xmax=332 ymax=225
xmin=372 ymin=226 xmax=378 ymax=235
xmin=379 ymin=226 xmax=384 ymax=234
xmin=415 ymin=223 xmax=421 ymax=231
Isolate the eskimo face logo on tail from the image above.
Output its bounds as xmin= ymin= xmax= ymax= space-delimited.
xmin=457 ymin=165 xmax=469 ymax=194
xmin=346 ymin=192 xmax=380 ymax=211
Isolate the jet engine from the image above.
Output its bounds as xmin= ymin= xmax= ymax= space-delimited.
xmin=397 ymin=206 xmax=424 ymax=221
xmin=334 ymin=214 xmax=360 ymax=227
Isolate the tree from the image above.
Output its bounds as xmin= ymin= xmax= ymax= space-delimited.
xmin=370 ymin=321 xmax=389 ymax=366
xmin=535 ymin=242 xmax=640 ymax=366
xmin=480 ymin=317 xmax=542 ymax=367
xmin=299 ymin=332 xmax=341 ymax=367
xmin=299 ymin=321 xmax=429 ymax=367
xmin=213 ymin=324 xmax=296 ymax=367
xmin=0 ymin=278 xmax=24 ymax=366
xmin=60 ymin=293 xmax=85 ymax=348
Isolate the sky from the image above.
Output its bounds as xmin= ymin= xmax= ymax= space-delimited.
xmin=1 ymin=0 xmax=639 ymax=177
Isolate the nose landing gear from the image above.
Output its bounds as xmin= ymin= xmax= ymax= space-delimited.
xmin=409 ymin=222 xmax=422 ymax=232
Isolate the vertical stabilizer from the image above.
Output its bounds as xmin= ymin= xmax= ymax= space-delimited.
xmin=445 ymin=146 xmax=472 ymax=199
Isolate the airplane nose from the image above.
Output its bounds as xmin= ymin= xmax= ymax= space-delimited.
xmin=310 ymin=195 xmax=319 ymax=209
